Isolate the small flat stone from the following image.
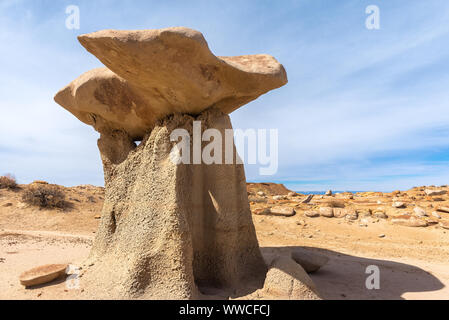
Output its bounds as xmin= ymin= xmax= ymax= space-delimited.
xmin=19 ymin=264 xmax=67 ymax=287
xmin=270 ymin=206 xmax=296 ymax=217
xmin=304 ymin=210 xmax=319 ymax=218
xmin=392 ymin=202 xmax=406 ymax=208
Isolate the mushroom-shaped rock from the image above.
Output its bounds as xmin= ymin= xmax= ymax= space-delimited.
xmin=53 ymin=27 xmax=287 ymax=300
xmin=55 ymin=27 xmax=287 ymax=140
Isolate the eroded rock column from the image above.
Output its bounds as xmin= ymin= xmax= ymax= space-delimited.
xmin=82 ymin=109 xmax=266 ymax=299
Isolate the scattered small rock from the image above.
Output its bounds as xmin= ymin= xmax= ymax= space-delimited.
xmin=359 ymin=218 xmax=369 ymax=227
xmin=333 ymin=208 xmax=348 ymax=218
xmin=413 ymin=206 xmax=427 ymax=217
xmin=392 ymin=202 xmax=406 ymax=209
xmin=425 ymin=189 xmax=447 ymax=196
xmin=432 ymin=211 xmax=442 ymax=219
xmin=270 ymin=206 xmax=296 ymax=217
xmin=301 ymin=194 xmax=314 ymax=204
xmin=372 ymin=209 xmax=388 ymax=219
xmin=345 ymin=209 xmax=359 ymax=220
xmin=304 ymin=210 xmax=319 ymax=218
xmin=319 ymin=207 xmax=334 ymax=218
xmin=357 ymin=209 xmax=372 ymax=217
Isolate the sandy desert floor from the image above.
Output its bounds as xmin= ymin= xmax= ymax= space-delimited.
xmin=0 ymin=182 xmax=448 ymax=300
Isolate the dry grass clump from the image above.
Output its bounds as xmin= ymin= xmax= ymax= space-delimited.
xmin=22 ymin=184 xmax=68 ymax=209
xmin=0 ymin=174 xmax=18 ymax=189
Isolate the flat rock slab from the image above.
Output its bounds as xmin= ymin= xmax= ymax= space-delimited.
xmin=391 ymin=217 xmax=428 ymax=228
xmin=269 ymin=206 xmax=296 ymax=217
xmin=55 ymin=27 xmax=287 ymax=140
xmin=425 ymin=189 xmax=447 ymax=196
xmin=19 ymin=264 xmax=67 ymax=287
xmin=437 ymin=207 xmax=449 ymax=213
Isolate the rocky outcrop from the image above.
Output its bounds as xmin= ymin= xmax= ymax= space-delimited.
xmin=54 ymin=27 xmax=288 ymax=299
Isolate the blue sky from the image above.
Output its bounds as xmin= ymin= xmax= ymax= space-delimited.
xmin=1 ymin=0 xmax=449 ymax=191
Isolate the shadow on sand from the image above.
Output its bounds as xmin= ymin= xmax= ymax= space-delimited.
xmin=261 ymin=246 xmax=445 ymax=300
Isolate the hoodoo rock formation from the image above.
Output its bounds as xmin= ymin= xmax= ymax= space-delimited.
xmin=54 ymin=27 xmax=315 ymax=299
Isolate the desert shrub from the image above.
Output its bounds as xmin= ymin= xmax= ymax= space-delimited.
xmin=22 ymin=184 xmax=68 ymax=209
xmin=0 ymin=174 xmax=18 ymax=189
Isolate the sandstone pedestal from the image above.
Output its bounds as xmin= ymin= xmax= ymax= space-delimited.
xmin=82 ymin=109 xmax=266 ymax=299
xmin=55 ymin=27 xmax=289 ymax=299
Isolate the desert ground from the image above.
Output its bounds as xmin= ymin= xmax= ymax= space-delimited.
xmin=1 ymin=181 xmax=448 ymax=300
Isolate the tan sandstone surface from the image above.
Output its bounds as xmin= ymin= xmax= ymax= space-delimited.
xmin=55 ymin=27 xmax=287 ymax=140
xmin=1 ymin=182 xmax=448 ymax=299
